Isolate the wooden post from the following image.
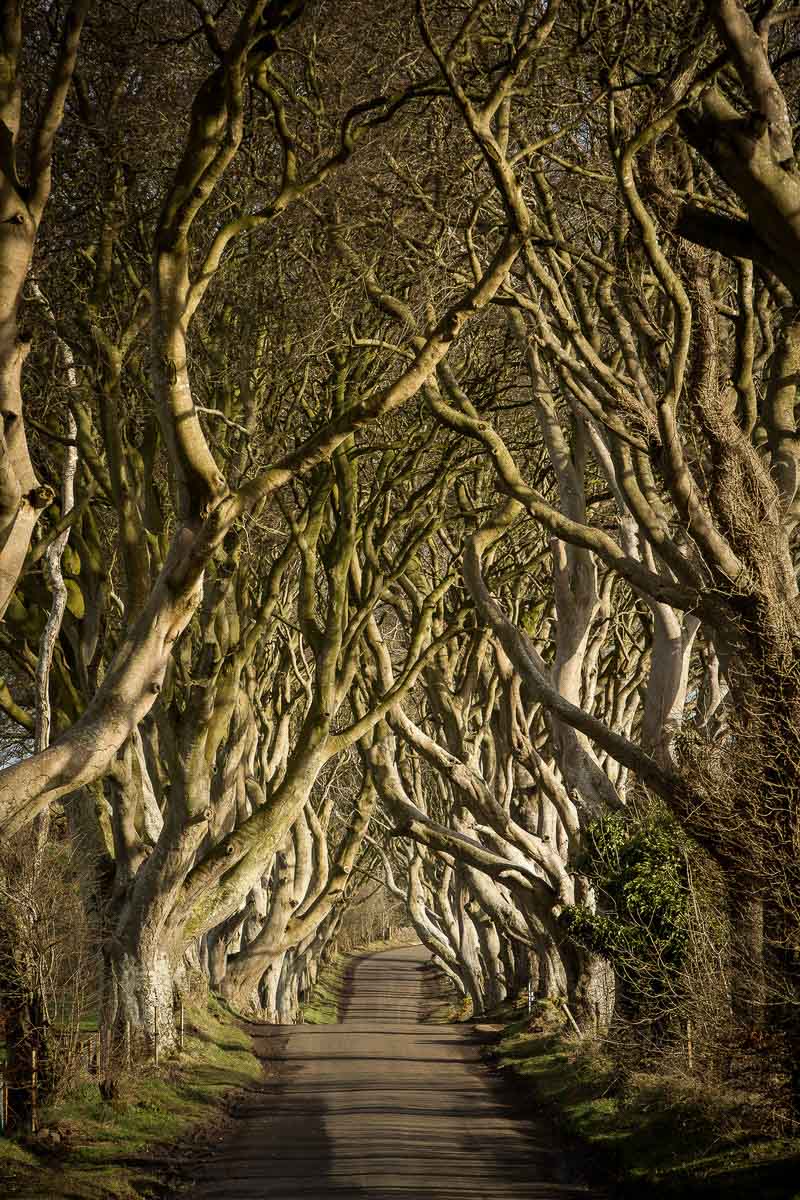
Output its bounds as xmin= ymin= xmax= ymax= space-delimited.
xmin=560 ymin=998 xmax=584 ymax=1039
xmin=30 ymin=1048 xmax=38 ymax=1135
xmin=107 ymin=1025 xmax=115 ymax=1086
xmin=87 ymin=1032 xmax=98 ymax=1074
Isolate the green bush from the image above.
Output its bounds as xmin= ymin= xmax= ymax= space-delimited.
xmin=563 ymin=808 xmax=690 ymax=1011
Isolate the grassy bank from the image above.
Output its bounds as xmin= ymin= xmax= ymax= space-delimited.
xmin=488 ymin=1006 xmax=800 ymax=1200
xmin=0 ymin=995 xmax=264 ymax=1199
xmin=302 ymin=951 xmax=358 ymax=1024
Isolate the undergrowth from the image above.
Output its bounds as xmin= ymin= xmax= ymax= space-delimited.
xmin=486 ymin=998 xmax=800 ymax=1200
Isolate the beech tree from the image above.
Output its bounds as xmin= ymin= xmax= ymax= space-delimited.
xmin=0 ymin=0 xmax=529 ymax=1068
xmin=216 ymin=756 xmax=376 ymax=1015
xmin=0 ymin=2 xmax=88 ymax=615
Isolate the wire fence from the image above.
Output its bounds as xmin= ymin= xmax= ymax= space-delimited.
xmin=0 ymin=1004 xmax=186 ymax=1136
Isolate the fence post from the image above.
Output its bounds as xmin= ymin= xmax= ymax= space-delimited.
xmin=30 ymin=1048 xmax=37 ymax=1135
xmin=560 ymin=998 xmax=584 ymax=1038
xmin=106 ymin=1025 xmax=115 ymax=1088
xmin=86 ymin=1032 xmax=99 ymax=1074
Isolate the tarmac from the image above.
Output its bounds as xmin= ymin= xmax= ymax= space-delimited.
xmin=182 ymin=944 xmax=599 ymax=1199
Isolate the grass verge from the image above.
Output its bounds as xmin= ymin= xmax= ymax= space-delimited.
xmin=487 ymin=1004 xmax=800 ymax=1200
xmin=302 ymin=951 xmax=357 ymax=1024
xmin=0 ymin=994 xmax=264 ymax=1199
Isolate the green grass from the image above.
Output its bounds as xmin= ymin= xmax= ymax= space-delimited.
xmin=1 ymin=994 xmax=264 ymax=1199
xmin=302 ymin=952 xmax=357 ymax=1024
xmin=487 ymin=1003 xmax=800 ymax=1200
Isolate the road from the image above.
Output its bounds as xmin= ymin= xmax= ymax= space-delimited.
xmin=182 ymin=945 xmax=599 ymax=1199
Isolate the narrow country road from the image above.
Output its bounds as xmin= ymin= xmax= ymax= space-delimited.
xmin=183 ymin=946 xmax=599 ymax=1199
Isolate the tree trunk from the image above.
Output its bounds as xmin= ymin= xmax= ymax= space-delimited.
xmin=0 ymin=981 xmax=33 ymax=1132
xmin=276 ymin=951 xmax=299 ymax=1023
xmin=729 ymin=892 xmax=766 ymax=1029
xmin=259 ymin=950 xmax=286 ymax=1022
xmin=456 ymin=892 xmax=486 ymax=1016
xmin=103 ymin=935 xmax=178 ymax=1067
xmin=534 ymin=934 xmax=565 ymax=1001
xmin=474 ymin=912 xmax=506 ymax=1010
xmin=563 ymin=943 xmax=615 ymax=1036
xmin=207 ymin=929 xmax=229 ymax=992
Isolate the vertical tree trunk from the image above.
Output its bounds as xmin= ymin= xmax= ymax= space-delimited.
xmin=0 ymin=921 xmax=33 ymax=1132
xmin=533 ymin=933 xmax=565 ymax=1001
xmin=276 ymin=950 xmax=299 ymax=1023
xmin=563 ymin=942 xmax=615 ymax=1036
xmin=729 ymin=891 xmax=765 ymax=1029
xmin=260 ymin=951 xmax=286 ymax=1022
xmin=456 ymin=881 xmax=486 ymax=1015
xmin=473 ymin=911 xmax=506 ymax=1010
xmin=104 ymin=934 xmax=179 ymax=1060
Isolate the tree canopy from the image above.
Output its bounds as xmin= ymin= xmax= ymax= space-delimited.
xmin=2 ymin=0 xmax=800 ymax=1132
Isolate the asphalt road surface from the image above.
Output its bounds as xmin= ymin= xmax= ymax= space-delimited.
xmin=183 ymin=945 xmax=599 ymax=1199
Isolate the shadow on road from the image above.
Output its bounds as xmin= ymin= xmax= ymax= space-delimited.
xmin=176 ymin=947 xmax=603 ymax=1199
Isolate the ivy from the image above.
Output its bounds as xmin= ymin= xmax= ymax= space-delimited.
xmin=563 ymin=809 xmax=690 ymax=1008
